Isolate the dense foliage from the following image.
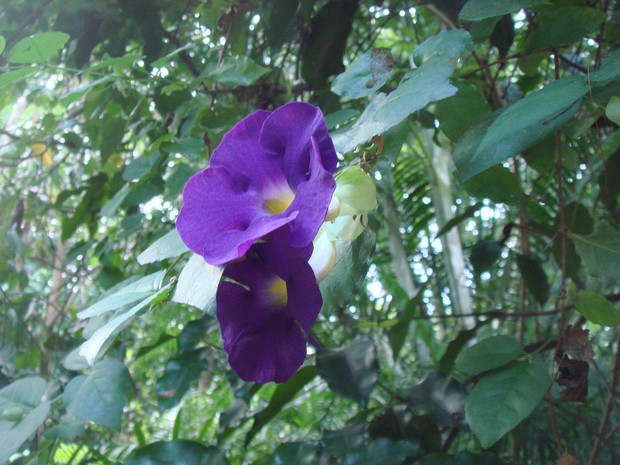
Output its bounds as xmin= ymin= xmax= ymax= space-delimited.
xmin=1 ymin=0 xmax=619 ymax=464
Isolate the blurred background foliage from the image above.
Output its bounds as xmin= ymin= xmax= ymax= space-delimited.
xmin=1 ymin=0 xmax=619 ymax=464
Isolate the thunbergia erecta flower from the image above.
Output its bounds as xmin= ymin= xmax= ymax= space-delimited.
xmin=216 ymin=226 xmax=322 ymax=383
xmin=176 ymin=102 xmax=337 ymax=266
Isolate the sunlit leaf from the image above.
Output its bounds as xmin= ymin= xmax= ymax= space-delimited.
xmin=172 ymin=253 xmax=223 ymax=314
xmin=413 ymin=30 xmax=473 ymax=67
xmin=459 ymin=0 xmax=545 ymax=21
xmin=7 ymin=32 xmax=70 ymax=63
xmin=137 ymin=229 xmax=189 ymax=265
xmin=332 ymin=48 xmax=395 ymax=99
xmin=206 ymin=56 xmax=270 ymax=87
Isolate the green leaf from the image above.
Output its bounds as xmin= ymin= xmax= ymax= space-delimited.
xmin=334 ymin=166 xmax=377 ymax=214
xmin=469 ymin=238 xmax=503 ymax=275
xmin=0 ymin=36 xmax=5 ymax=55
xmin=7 ymin=32 xmax=70 ymax=63
xmin=320 ymin=227 xmax=375 ymax=314
xmin=417 ymin=451 xmax=505 ymax=465
xmin=322 ymin=423 xmax=366 ymax=456
xmin=137 ymin=229 xmax=189 ymax=265
xmin=273 ymin=441 xmax=317 ymax=465
xmin=317 ymin=336 xmax=379 ymax=405
xmin=342 ymin=438 xmax=421 ymax=465
xmin=590 ymin=48 xmax=620 ymax=86
xmin=300 ymin=0 xmax=358 ymax=89
xmin=43 ymin=414 xmax=86 ymax=440
xmin=404 ymin=371 xmax=468 ymax=428
xmin=331 ymin=63 xmax=457 ymax=153
xmin=162 ymin=137 xmax=205 ymax=161
xmin=575 ymin=291 xmax=620 ymax=326
xmin=0 ymin=376 xmax=46 ymax=411
xmin=332 ymin=48 xmax=395 ymax=99
xmin=0 ymin=402 xmax=51 ymax=463
xmin=454 ymin=76 xmax=588 ymax=181
xmin=124 ymin=441 xmax=230 ymax=465
xmin=523 ymin=7 xmax=606 ymax=53
xmin=464 ymin=165 xmax=522 ymax=206
xmin=206 ymin=56 xmax=270 ymax=87
xmin=606 ymin=95 xmax=620 ymax=126
xmin=78 ymin=271 xmax=166 ymax=319
xmin=172 ymin=253 xmax=223 ymax=314
xmin=434 ymin=80 xmax=491 ymax=141
xmin=0 ymin=68 xmax=37 ymax=89
xmin=571 ymin=225 xmax=620 ymax=279
xmin=78 ymin=287 xmax=169 ymax=365
xmin=64 ymin=359 xmax=132 ymax=431
xmin=413 ymin=30 xmax=473 ymax=67
xmin=245 ymin=366 xmax=317 ymax=446
xmin=459 ymin=0 xmax=545 ymax=21
xmin=515 ymin=254 xmax=550 ymax=304
xmin=455 ymin=336 xmax=524 ymax=374
xmin=465 ymin=358 xmax=548 ymax=448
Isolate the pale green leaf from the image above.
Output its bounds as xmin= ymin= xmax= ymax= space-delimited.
xmin=172 ymin=254 xmax=223 ymax=314
xmin=0 ymin=68 xmax=36 ymax=89
xmin=571 ymin=225 xmax=620 ymax=279
xmin=331 ymin=48 xmax=394 ymax=99
xmin=413 ymin=29 xmax=473 ymax=67
xmin=465 ymin=359 xmax=548 ymax=448
xmin=7 ymin=32 xmax=70 ymax=63
xmin=77 ymin=270 xmax=166 ymax=319
xmin=137 ymin=229 xmax=190 ymax=265
xmin=331 ymin=63 xmax=457 ymax=153
xmin=0 ymin=402 xmax=51 ymax=463
xmin=606 ymin=95 xmax=620 ymax=126
xmin=0 ymin=36 xmax=5 ymax=56
xmin=207 ymin=56 xmax=270 ymax=87
xmin=334 ymin=166 xmax=377 ymax=214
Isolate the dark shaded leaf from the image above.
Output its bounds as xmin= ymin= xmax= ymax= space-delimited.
xmin=459 ymin=0 xmax=545 ymax=21
xmin=575 ymin=291 xmax=620 ymax=326
xmin=515 ymin=254 xmax=550 ymax=304
xmin=434 ymin=80 xmax=490 ymax=142
xmin=316 ymin=336 xmax=379 ymax=405
xmin=417 ymin=451 xmax=505 ymax=465
xmin=435 ymin=203 xmax=482 ymax=239
xmin=490 ymin=14 xmax=514 ymax=58
xmin=300 ymin=0 xmax=358 ymax=89
xmin=469 ymin=238 xmax=503 ymax=276
xmin=322 ymin=422 xmax=366 ymax=456
xmin=404 ymin=371 xmax=467 ymax=428
xmin=343 ymin=437 xmax=421 ymax=465
xmin=571 ymin=225 xmax=620 ymax=278
xmin=124 ymin=440 xmax=229 ymax=465
xmin=157 ymin=348 xmax=209 ymax=410
xmin=464 ymin=165 xmax=522 ymax=206
xmin=273 ymin=441 xmax=317 ymax=465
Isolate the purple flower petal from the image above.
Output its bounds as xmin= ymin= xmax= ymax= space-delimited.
xmin=216 ymin=227 xmax=322 ymax=383
xmin=176 ymin=102 xmax=337 ymax=265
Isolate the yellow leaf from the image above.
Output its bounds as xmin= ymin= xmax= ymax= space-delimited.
xmin=41 ymin=149 xmax=52 ymax=167
xmin=558 ymin=451 xmax=576 ymax=465
xmin=31 ymin=143 xmax=47 ymax=155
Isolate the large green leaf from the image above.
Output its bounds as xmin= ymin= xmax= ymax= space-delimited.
xmin=454 ymin=76 xmax=588 ymax=181
xmin=0 ymin=35 xmax=5 ymax=55
xmin=332 ymin=48 xmax=395 ymax=99
xmin=455 ymin=336 xmax=524 ymax=375
xmin=64 ymin=359 xmax=132 ymax=430
xmin=124 ymin=441 xmax=230 ymax=465
xmin=0 ymin=376 xmax=46 ymax=411
xmin=575 ymin=291 xmax=620 ymax=326
xmin=434 ymin=80 xmax=490 ymax=141
xmin=463 ymin=165 xmax=522 ymax=206
xmin=459 ymin=0 xmax=545 ymax=21
xmin=0 ymin=402 xmax=51 ymax=463
xmin=0 ymin=68 xmax=37 ymax=89
xmin=331 ymin=63 xmax=457 ymax=153
xmin=465 ymin=358 xmax=548 ymax=448
xmin=316 ymin=336 xmax=379 ymax=405
xmin=571 ymin=225 xmax=620 ymax=279
xmin=7 ymin=32 xmax=70 ymax=63
xmin=523 ymin=7 xmax=606 ymax=53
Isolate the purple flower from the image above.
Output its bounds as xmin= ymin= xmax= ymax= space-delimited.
xmin=216 ymin=226 xmax=322 ymax=383
xmin=176 ymin=102 xmax=337 ymax=266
